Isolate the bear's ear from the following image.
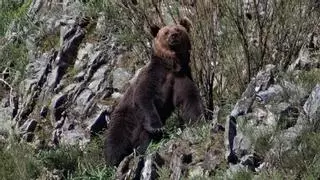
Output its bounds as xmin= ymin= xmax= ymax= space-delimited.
xmin=150 ymin=25 xmax=160 ymax=37
xmin=179 ymin=17 xmax=192 ymax=32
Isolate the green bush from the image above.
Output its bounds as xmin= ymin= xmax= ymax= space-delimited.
xmin=0 ymin=135 xmax=115 ymax=180
xmin=0 ymin=0 xmax=32 ymax=36
xmin=268 ymin=131 xmax=320 ymax=179
xmin=0 ymin=41 xmax=28 ymax=82
xmin=70 ymin=137 xmax=116 ymax=180
xmin=231 ymin=170 xmax=254 ymax=180
xmin=0 ymin=138 xmax=41 ymax=180
xmin=38 ymin=146 xmax=82 ymax=178
xmin=0 ymin=0 xmax=32 ymax=84
xmin=295 ymin=69 xmax=320 ymax=92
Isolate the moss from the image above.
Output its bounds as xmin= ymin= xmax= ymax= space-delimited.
xmin=67 ymin=67 xmax=79 ymax=78
xmin=294 ymin=69 xmax=320 ymax=92
xmin=0 ymin=41 xmax=29 ymax=83
xmin=39 ymin=32 xmax=60 ymax=52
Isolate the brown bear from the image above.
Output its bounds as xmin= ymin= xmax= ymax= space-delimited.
xmin=104 ymin=18 xmax=203 ymax=167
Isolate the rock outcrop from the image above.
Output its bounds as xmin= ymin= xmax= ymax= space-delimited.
xmin=115 ymin=124 xmax=226 ymax=180
xmin=225 ymin=63 xmax=320 ymax=173
xmin=2 ymin=1 xmax=134 ymax=147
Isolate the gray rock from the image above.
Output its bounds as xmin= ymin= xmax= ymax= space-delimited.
xmin=40 ymin=106 xmax=49 ymax=118
xmin=256 ymin=84 xmax=284 ymax=104
xmin=114 ymin=125 xmax=226 ymax=179
xmin=20 ymin=119 xmax=37 ymax=133
xmin=112 ymin=68 xmax=132 ymax=91
xmin=233 ymin=130 xmax=252 ymax=158
xmin=240 ymin=154 xmax=262 ymax=172
xmin=116 ymin=154 xmax=144 ymax=180
xmin=51 ymin=93 xmax=68 ymax=123
xmin=52 ymin=129 xmax=62 ymax=145
xmin=73 ymin=89 xmax=94 ymax=114
xmin=141 ymin=153 xmax=163 ymax=180
xmin=74 ymin=43 xmax=94 ymax=70
xmin=0 ymin=98 xmax=14 ymax=136
xmin=272 ymin=84 xmax=320 ymax=152
xmin=22 ymin=133 xmax=35 ymax=142
xmin=27 ymin=0 xmax=43 ymax=15
xmin=225 ymin=65 xmax=276 ymax=164
xmin=288 ymin=47 xmax=320 ymax=72
xmin=59 ymin=127 xmax=88 ymax=146
xmin=254 ymin=64 xmax=276 ymax=92
xmin=225 ymin=63 xmax=320 ymax=174
xmin=14 ymin=52 xmax=56 ymax=127
xmin=188 ymin=166 xmax=205 ymax=178
xmin=20 ymin=119 xmax=38 ymax=142
xmin=303 ymin=84 xmax=320 ymax=126
xmin=0 ymin=1 xmax=133 ymax=150
xmin=88 ymin=110 xmax=108 ymax=135
xmin=49 ymin=24 xmax=86 ymax=90
xmin=170 ymin=151 xmax=183 ymax=180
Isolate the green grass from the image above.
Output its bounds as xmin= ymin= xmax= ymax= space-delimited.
xmin=231 ymin=170 xmax=254 ymax=180
xmin=0 ymin=0 xmax=32 ymax=84
xmin=38 ymin=146 xmax=82 ymax=178
xmin=157 ymin=166 xmax=171 ymax=180
xmin=0 ymin=136 xmax=115 ymax=180
xmin=295 ymin=69 xmax=320 ymax=92
xmin=0 ymin=0 xmax=32 ymax=36
xmin=69 ymin=138 xmax=116 ymax=180
xmin=69 ymin=165 xmax=115 ymax=180
xmin=0 ymin=41 xmax=28 ymax=82
xmin=38 ymin=32 xmax=60 ymax=52
xmin=0 ymin=137 xmax=42 ymax=180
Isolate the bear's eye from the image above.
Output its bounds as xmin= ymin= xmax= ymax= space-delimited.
xmin=164 ymin=30 xmax=169 ymax=35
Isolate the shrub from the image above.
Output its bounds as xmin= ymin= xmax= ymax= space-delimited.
xmin=0 ymin=0 xmax=32 ymax=84
xmin=70 ymin=137 xmax=116 ymax=180
xmin=38 ymin=145 xmax=82 ymax=178
xmin=0 ymin=138 xmax=41 ymax=179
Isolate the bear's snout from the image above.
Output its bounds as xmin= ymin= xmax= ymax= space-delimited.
xmin=168 ymin=32 xmax=180 ymax=45
xmin=171 ymin=32 xmax=178 ymax=39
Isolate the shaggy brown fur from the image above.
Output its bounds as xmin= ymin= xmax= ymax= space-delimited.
xmin=104 ymin=19 xmax=203 ymax=167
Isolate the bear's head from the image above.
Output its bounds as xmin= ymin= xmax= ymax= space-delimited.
xmin=150 ymin=18 xmax=192 ymax=71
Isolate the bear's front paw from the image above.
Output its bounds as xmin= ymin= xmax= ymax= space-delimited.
xmin=144 ymin=121 xmax=164 ymax=133
xmin=147 ymin=126 xmax=165 ymax=134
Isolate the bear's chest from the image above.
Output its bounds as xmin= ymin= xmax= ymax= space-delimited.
xmin=155 ymin=72 xmax=174 ymax=100
xmin=154 ymin=73 xmax=175 ymax=120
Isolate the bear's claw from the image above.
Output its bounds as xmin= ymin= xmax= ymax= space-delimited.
xmin=144 ymin=124 xmax=165 ymax=134
xmin=149 ymin=127 xmax=165 ymax=134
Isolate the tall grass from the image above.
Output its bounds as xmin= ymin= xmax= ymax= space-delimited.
xmin=0 ymin=136 xmax=115 ymax=180
xmin=0 ymin=137 xmax=41 ymax=180
xmin=0 ymin=0 xmax=32 ymax=84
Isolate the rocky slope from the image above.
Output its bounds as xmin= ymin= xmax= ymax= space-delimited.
xmin=1 ymin=1 xmax=134 ymax=147
xmin=114 ymin=64 xmax=320 ymax=179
